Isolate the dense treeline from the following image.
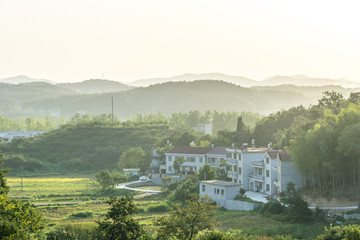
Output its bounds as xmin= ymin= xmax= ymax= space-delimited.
xmin=252 ymin=91 xmax=360 ymax=193
xmin=0 ymin=115 xmax=66 ymax=132
xmin=0 ymin=122 xmax=171 ymax=173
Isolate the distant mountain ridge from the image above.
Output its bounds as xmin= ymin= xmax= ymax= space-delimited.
xmin=2 ymin=73 xmax=359 ymax=88
xmin=1 ymin=79 xmax=359 ymax=119
xmin=58 ymin=79 xmax=135 ymax=94
xmin=129 ymin=73 xmax=360 ymax=88
xmin=0 ymin=75 xmax=55 ymax=85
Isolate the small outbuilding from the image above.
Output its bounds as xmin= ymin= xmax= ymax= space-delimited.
xmin=199 ymin=180 xmax=240 ymax=203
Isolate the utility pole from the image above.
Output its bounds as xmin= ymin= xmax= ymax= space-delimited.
xmin=111 ymin=96 xmax=114 ymax=126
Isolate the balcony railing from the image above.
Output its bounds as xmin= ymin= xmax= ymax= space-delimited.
xmin=227 ymin=171 xmax=238 ymax=178
xmin=228 ymin=158 xmax=238 ymax=165
xmin=251 ymin=161 xmax=265 ymax=168
xmin=249 ymin=174 xmax=265 ymax=181
xmin=209 ymin=162 xmax=218 ymax=167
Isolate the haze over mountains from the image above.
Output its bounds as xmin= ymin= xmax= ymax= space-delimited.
xmin=1 ymin=73 xmax=360 ymax=119
xmin=1 ymin=73 xmax=360 ymax=88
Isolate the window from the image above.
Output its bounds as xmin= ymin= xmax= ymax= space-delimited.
xmin=199 ymin=157 xmax=203 ymax=163
xmin=221 ymin=189 xmax=224 ymax=195
xmin=266 ymin=157 xmax=269 ymax=164
xmin=266 ymin=184 xmax=270 ymax=191
xmin=217 ymin=189 xmax=220 ymax=194
xmin=266 ymin=170 xmax=269 ymax=177
xmin=214 ymin=188 xmax=216 ymax=194
xmin=202 ymin=185 xmax=205 ymax=192
xmin=168 ymin=166 xmax=172 ymax=171
xmin=187 ymin=157 xmax=196 ymax=162
xmin=168 ymin=156 xmax=172 ymax=162
xmin=238 ymin=167 xmax=242 ymax=174
xmin=234 ymin=166 xmax=238 ymax=172
xmin=258 ymin=169 xmax=262 ymax=175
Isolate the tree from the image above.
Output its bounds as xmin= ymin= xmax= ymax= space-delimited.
xmin=4 ymin=154 xmax=27 ymax=173
xmin=173 ymin=157 xmax=185 ymax=174
xmin=198 ymin=164 xmax=216 ymax=181
xmin=157 ymin=194 xmax=218 ymax=240
xmin=0 ymin=151 xmax=9 ymax=195
xmin=0 ymin=151 xmax=45 ymax=239
xmin=97 ymin=196 xmax=146 ymax=240
xmin=95 ymin=169 xmax=114 ymax=189
xmin=280 ymin=182 xmax=312 ymax=223
xmin=118 ymin=147 xmax=149 ymax=172
xmin=0 ymin=195 xmax=45 ymax=239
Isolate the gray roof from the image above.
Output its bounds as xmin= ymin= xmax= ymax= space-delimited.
xmin=200 ymin=180 xmax=240 ymax=187
xmin=167 ymin=146 xmax=213 ymax=155
xmin=206 ymin=147 xmax=229 ymax=156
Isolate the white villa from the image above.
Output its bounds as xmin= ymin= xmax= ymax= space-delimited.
xmin=165 ymin=146 xmax=229 ymax=175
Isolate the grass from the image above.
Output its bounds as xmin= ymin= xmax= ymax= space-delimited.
xmin=7 ymin=177 xmax=139 ymax=224
xmin=135 ymin=185 xmax=162 ymax=191
xmin=4 ymin=177 xmax=338 ymax=239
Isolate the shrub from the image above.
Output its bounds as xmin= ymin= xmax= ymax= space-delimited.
xmin=46 ymin=223 xmax=98 ymax=240
xmin=260 ymin=200 xmax=285 ymax=214
xmin=147 ymin=202 xmax=169 ymax=213
xmin=194 ymin=229 xmax=235 ymax=240
xmin=69 ymin=211 xmax=94 ymax=219
xmin=317 ymin=224 xmax=360 ymax=240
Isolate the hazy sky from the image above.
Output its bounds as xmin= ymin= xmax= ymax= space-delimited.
xmin=1 ymin=0 xmax=359 ymax=83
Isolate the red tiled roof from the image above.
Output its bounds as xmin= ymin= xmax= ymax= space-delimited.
xmin=167 ymin=146 xmax=213 ymax=155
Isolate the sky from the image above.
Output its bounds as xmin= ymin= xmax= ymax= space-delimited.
xmin=1 ymin=0 xmax=359 ymax=83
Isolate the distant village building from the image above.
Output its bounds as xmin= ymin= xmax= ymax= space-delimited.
xmin=122 ymin=168 xmax=140 ymax=176
xmin=194 ymin=123 xmax=212 ymax=135
xmin=0 ymin=131 xmax=45 ymax=142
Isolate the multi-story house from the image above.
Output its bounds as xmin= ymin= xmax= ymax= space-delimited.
xmin=226 ymin=147 xmax=267 ymax=190
xmin=165 ymin=146 xmax=229 ymax=175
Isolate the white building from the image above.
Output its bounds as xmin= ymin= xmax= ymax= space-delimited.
xmin=227 ymin=147 xmax=302 ymax=195
xmin=200 ymin=180 xmax=240 ymax=203
xmin=273 ymin=151 xmax=302 ymax=193
xmin=165 ymin=146 xmax=229 ymax=175
xmin=226 ymin=147 xmax=266 ymax=190
xmin=0 ymin=131 xmax=45 ymax=142
xmin=194 ymin=123 xmax=212 ymax=135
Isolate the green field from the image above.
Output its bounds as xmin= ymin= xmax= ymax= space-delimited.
xmin=7 ymin=177 xmax=332 ymax=239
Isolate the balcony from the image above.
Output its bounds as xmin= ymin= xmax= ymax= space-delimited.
xmin=227 ymin=171 xmax=238 ymax=178
xmin=228 ymin=158 xmax=238 ymax=165
xmin=251 ymin=161 xmax=265 ymax=168
xmin=249 ymin=174 xmax=265 ymax=181
xmin=209 ymin=162 xmax=218 ymax=167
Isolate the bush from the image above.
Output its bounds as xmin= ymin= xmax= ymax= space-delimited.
xmin=194 ymin=229 xmax=235 ymax=240
xmin=46 ymin=223 xmax=98 ymax=240
xmin=168 ymin=177 xmax=199 ymax=202
xmin=317 ymin=224 xmax=360 ymax=240
xmin=260 ymin=200 xmax=285 ymax=214
xmin=147 ymin=202 xmax=169 ymax=213
xmin=69 ymin=211 xmax=94 ymax=219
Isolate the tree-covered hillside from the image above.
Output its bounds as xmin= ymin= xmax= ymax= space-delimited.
xmin=0 ymin=122 xmax=171 ymax=174
xmin=21 ymin=80 xmax=313 ymax=118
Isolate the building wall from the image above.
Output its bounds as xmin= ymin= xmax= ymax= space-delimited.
xmin=199 ymin=183 xmax=240 ymax=202
xmin=219 ymin=200 xmax=261 ymax=211
xmin=241 ymin=152 xmax=265 ymax=191
xmin=165 ymin=153 xmax=207 ymax=174
xmin=277 ymin=160 xmax=302 ymax=193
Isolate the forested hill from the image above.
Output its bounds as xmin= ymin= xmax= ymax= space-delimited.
xmin=58 ymin=79 xmax=135 ymax=94
xmin=21 ymin=80 xmax=313 ymax=118
xmin=1 ymin=80 xmax=358 ymax=118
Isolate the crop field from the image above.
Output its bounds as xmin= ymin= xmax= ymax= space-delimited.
xmin=6 ymin=177 xmax=331 ymax=239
